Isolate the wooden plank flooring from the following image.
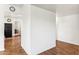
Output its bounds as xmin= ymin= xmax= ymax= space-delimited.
xmin=0 ymin=36 xmax=27 ymax=55
xmin=0 ymin=37 xmax=79 ymax=55
xmin=39 ymin=40 xmax=79 ymax=55
xmin=56 ymin=40 xmax=79 ymax=55
xmin=39 ymin=47 xmax=56 ymax=55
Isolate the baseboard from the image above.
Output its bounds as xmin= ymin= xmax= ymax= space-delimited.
xmin=57 ymin=40 xmax=79 ymax=46
xmin=38 ymin=47 xmax=56 ymax=55
xmin=0 ymin=48 xmax=4 ymax=51
xmin=56 ymin=40 xmax=79 ymax=55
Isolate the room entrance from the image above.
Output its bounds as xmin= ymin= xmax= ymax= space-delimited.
xmin=4 ymin=23 xmax=12 ymax=38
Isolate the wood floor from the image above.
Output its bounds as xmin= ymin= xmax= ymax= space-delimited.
xmin=56 ymin=40 xmax=79 ymax=55
xmin=0 ymin=35 xmax=27 ymax=55
xmin=0 ymin=36 xmax=79 ymax=55
xmin=39 ymin=47 xmax=56 ymax=55
xmin=39 ymin=40 xmax=79 ymax=55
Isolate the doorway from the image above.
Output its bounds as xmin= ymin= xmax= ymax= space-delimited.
xmin=4 ymin=23 xmax=12 ymax=38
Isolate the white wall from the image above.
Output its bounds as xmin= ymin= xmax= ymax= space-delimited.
xmin=0 ymin=18 xmax=4 ymax=51
xmin=0 ymin=5 xmax=6 ymax=51
xmin=31 ymin=5 xmax=56 ymax=54
xmin=21 ymin=5 xmax=56 ymax=55
xmin=57 ymin=14 xmax=79 ymax=45
xmin=21 ymin=5 xmax=31 ymax=54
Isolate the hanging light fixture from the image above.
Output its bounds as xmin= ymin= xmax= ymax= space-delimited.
xmin=9 ymin=6 xmax=16 ymax=12
xmin=7 ymin=18 xmax=11 ymax=22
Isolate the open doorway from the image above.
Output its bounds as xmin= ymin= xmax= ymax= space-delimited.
xmin=4 ymin=23 xmax=12 ymax=38
xmin=3 ymin=20 xmax=26 ymax=55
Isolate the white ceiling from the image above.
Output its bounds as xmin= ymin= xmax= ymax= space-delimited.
xmin=32 ymin=4 xmax=79 ymax=16
xmin=57 ymin=4 xmax=79 ymax=16
xmin=32 ymin=4 xmax=56 ymax=13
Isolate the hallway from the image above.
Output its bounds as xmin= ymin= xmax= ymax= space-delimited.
xmin=0 ymin=36 xmax=27 ymax=55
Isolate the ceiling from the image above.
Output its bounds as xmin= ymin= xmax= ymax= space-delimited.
xmin=32 ymin=4 xmax=56 ymax=13
xmin=32 ymin=4 xmax=79 ymax=16
xmin=56 ymin=4 xmax=79 ymax=16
